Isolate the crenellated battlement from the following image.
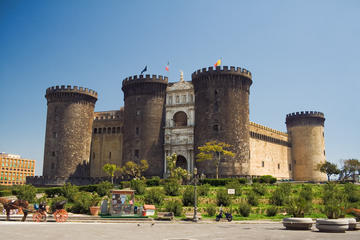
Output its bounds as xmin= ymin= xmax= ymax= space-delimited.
xmin=191 ymin=66 xmax=252 ymax=79
xmin=286 ymin=111 xmax=325 ymax=119
xmin=45 ymin=85 xmax=98 ymax=99
xmin=122 ymin=74 xmax=168 ymax=87
xmin=250 ymin=121 xmax=288 ymax=136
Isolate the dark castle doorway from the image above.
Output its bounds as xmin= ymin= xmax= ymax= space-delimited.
xmin=176 ymin=155 xmax=187 ymax=170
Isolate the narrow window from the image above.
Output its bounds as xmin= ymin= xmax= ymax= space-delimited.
xmin=109 ymin=152 xmax=111 ymax=159
xmin=103 ymin=127 xmax=106 ymax=133
xmin=136 ymin=127 xmax=139 ymax=136
xmin=116 ymin=127 xmax=120 ymax=133
xmin=262 ymin=161 xmax=264 ymax=167
xmin=93 ymin=128 xmax=97 ymax=134
xmin=176 ymin=95 xmax=179 ymax=103
xmin=107 ymin=127 xmax=111 ymax=134
xmin=53 ymin=132 xmax=57 ymax=138
xmin=289 ymin=164 xmax=292 ymax=171
xmin=98 ymin=128 xmax=102 ymax=134
xmin=213 ymin=124 xmax=219 ymax=132
xmin=278 ymin=163 xmax=280 ymax=169
xmin=134 ymin=149 xmax=139 ymax=158
xmin=168 ymin=96 xmax=173 ymax=104
xmin=52 ymin=152 xmax=55 ymax=157
xmin=112 ymin=127 xmax=115 ymax=133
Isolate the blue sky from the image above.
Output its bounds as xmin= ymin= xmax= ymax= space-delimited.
xmin=0 ymin=0 xmax=359 ymax=175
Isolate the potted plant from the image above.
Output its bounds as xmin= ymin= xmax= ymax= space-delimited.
xmin=282 ymin=185 xmax=314 ymax=230
xmin=89 ymin=192 xmax=101 ymax=216
xmin=315 ymin=183 xmax=349 ymax=232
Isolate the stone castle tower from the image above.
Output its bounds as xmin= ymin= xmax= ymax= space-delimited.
xmin=286 ymin=111 xmax=327 ymax=181
xmin=43 ymin=85 xmax=98 ymax=178
xmin=192 ymin=66 xmax=253 ymax=177
xmin=122 ymin=75 xmax=168 ymax=176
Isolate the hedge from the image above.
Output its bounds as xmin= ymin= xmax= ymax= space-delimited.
xmin=199 ymin=178 xmax=247 ymax=186
xmin=0 ymin=190 xmax=12 ymax=197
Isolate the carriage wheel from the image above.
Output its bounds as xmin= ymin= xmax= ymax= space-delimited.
xmin=54 ymin=209 xmax=68 ymax=222
xmin=32 ymin=212 xmax=46 ymax=222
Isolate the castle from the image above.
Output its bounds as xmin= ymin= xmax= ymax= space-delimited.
xmin=27 ymin=65 xmax=327 ymax=186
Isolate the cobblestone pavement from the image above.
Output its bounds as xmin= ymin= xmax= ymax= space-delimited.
xmin=0 ymin=221 xmax=359 ymax=240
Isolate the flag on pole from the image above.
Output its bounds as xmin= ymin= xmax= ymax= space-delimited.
xmin=140 ymin=66 xmax=147 ymax=75
xmin=165 ymin=61 xmax=170 ymax=71
xmin=214 ymin=59 xmax=221 ymax=67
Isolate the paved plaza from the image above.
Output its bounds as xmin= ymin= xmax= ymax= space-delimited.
xmin=0 ymin=221 xmax=359 ymax=240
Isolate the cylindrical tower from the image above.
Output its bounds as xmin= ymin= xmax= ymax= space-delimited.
xmin=122 ymin=75 xmax=168 ymax=176
xmin=43 ymin=85 xmax=98 ymax=178
xmin=192 ymin=66 xmax=253 ymax=177
xmin=286 ymin=111 xmax=327 ymax=181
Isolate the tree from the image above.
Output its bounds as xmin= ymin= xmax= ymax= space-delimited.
xmin=121 ymin=159 xmax=149 ymax=179
xmin=102 ymin=163 xmax=121 ymax=184
xmin=341 ymin=159 xmax=360 ymax=181
xmin=196 ymin=141 xmax=235 ymax=179
xmin=166 ymin=153 xmax=190 ymax=182
xmin=318 ymin=162 xmax=340 ymax=181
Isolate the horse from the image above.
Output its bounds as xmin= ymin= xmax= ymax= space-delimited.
xmin=0 ymin=197 xmax=29 ymax=221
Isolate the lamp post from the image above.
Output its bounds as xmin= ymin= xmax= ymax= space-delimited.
xmin=193 ymin=167 xmax=198 ymax=222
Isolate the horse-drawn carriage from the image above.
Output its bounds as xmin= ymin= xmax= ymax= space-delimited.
xmin=0 ymin=197 xmax=68 ymax=222
xmin=32 ymin=200 xmax=68 ymax=222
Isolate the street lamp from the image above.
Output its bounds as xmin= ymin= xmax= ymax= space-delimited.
xmin=193 ymin=167 xmax=198 ymax=222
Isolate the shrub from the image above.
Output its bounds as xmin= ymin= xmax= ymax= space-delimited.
xmin=322 ymin=183 xmax=346 ymax=219
xmin=344 ymin=183 xmax=360 ymax=203
xmin=260 ymin=175 xmax=277 ymax=184
xmin=44 ymin=187 xmax=62 ymax=198
xmin=71 ymin=192 xmax=93 ymax=214
xmin=225 ymin=180 xmax=242 ymax=196
xmin=197 ymin=183 xmax=211 ymax=196
xmin=146 ymin=176 xmax=160 ymax=186
xmin=285 ymin=195 xmax=311 ymax=218
xmin=247 ymin=191 xmax=259 ymax=206
xmin=61 ymin=183 xmax=78 ymax=202
xmin=14 ymin=184 xmax=37 ymax=203
xmin=144 ymin=188 xmax=164 ymax=206
xmin=206 ymin=205 xmax=216 ymax=216
xmin=238 ymin=202 xmax=251 ymax=217
xmin=270 ymin=183 xmax=291 ymax=206
xmin=130 ymin=179 xmax=146 ymax=195
xmin=182 ymin=186 xmax=195 ymax=206
xmin=96 ymin=181 xmax=113 ymax=197
xmin=121 ymin=181 xmax=131 ymax=188
xmin=216 ymin=188 xmax=231 ymax=206
xmin=266 ymin=206 xmax=278 ymax=216
xmin=252 ymin=183 xmax=267 ymax=196
xmin=165 ymin=199 xmax=183 ymax=216
xmin=300 ymin=184 xmax=313 ymax=202
xmin=78 ymin=185 xmax=98 ymax=192
xmin=163 ymin=179 xmax=180 ymax=196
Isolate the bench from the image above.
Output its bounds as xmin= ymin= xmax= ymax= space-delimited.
xmin=185 ymin=212 xmax=202 ymax=221
xmin=156 ymin=212 xmax=174 ymax=221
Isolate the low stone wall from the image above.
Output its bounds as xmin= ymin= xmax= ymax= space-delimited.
xmin=26 ymin=176 xmax=124 ymax=186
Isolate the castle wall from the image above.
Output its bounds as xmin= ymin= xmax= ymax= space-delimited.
xmin=249 ymin=122 xmax=292 ymax=179
xmin=43 ymin=86 xmax=97 ymax=178
xmin=192 ymin=66 xmax=252 ymax=177
xmin=89 ymin=110 xmax=124 ymax=177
